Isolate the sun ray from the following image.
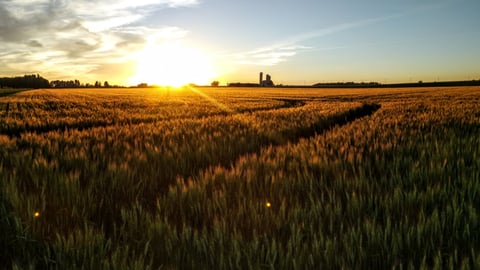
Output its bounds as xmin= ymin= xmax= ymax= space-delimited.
xmin=186 ymin=85 xmax=235 ymax=113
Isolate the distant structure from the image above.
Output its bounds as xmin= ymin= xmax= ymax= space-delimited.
xmin=259 ymin=72 xmax=274 ymax=87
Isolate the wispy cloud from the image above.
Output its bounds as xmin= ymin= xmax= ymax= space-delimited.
xmin=0 ymin=0 xmax=198 ymax=83
xmin=232 ymin=14 xmax=399 ymax=66
xmin=234 ymin=45 xmax=310 ymax=66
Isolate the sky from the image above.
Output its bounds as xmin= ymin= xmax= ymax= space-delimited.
xmin=1 ymin=0 xmax=479 ymax=86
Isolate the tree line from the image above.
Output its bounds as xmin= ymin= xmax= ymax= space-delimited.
xmin=0 ymin=74 xmax=117 ymax=89
xmin=50 ymin=80 xmax=114 ymax=88
xmin=0 ymin=74 xmax=50 ymax=89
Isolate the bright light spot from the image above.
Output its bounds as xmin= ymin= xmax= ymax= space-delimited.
xmin=266 ymin=201 xmax=271 ymax=208
xmin=129 ymin=40 xmax=217 ymax=87
xmin=34 ymin=212 xmax=40 ymax=218
xmin=187 ymin=85 xmax=235 ymax=113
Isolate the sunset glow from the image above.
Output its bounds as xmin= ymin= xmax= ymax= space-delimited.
xmin=129 ymin=41 xmax=217 ymax=87
xmin=1 ymin=0 xmax=479 ymax=85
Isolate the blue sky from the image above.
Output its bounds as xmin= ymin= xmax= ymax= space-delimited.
xmin=1 ymin=0 xmax=479 ymax=85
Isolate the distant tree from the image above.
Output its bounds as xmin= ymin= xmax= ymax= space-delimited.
xmin=104 ymin=81 xmax=110 ymax=88
xmin=50 ymin=79 xmax=83 ymax=88
xmin=0 ymin=74 xmax=50 ymax=89
xmin=211 ymin=81 xmax=219 ymax=87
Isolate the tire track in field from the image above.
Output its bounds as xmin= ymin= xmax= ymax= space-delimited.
xmin=200 ymin=103 xmax=381 ymax=171
xmin=0 ymin=89 xmax=29 ymax=98
xmin=0 ymin=98 xmax=305 ymax=138
xmin=4 ymin=101 xmax=380 ymax=237
xmin=137 ymin=102 xmax=381 ymax=211
xmin=146 ymin=103 xmax=381 ymax=194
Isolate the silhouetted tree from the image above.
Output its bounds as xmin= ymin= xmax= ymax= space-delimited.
xmin=0 ymin=74 xmax=50 ymax=89
xmin=211 ymin=81 xmax=219 ymax=87
xmin=50 ymin=79 xmax=84 ymax=88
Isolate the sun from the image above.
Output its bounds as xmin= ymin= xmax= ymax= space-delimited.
xmin=129 ymin=41 xmax=217 ymax=87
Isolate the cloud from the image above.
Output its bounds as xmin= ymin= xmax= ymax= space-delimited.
xmin=0 ymin=0 xmax=198 ymax=84
xmin=0 ymin=3 xmax=53 ymax=43
xmin=231 ymin=14 xmax=400 ymax=67
xmin=234 ymin=45 xmax=309 ymax=66
xmin=232 ymin=43 xmax=312 ymax=66
xmin=28 ymin=40 xmax=43 ymax=48
xmin=0 ymin=0 xmax=198 ymax=40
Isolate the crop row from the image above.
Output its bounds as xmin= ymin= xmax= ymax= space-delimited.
xmin=0 ymin=88 xmax=311 ymax=137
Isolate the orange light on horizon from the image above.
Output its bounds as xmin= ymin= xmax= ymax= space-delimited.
xmin=128 ymin=40 xmax=218 ymax=87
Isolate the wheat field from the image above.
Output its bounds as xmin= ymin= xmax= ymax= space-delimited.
xmin=1 ymin=86 xmax=479 ymax=269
